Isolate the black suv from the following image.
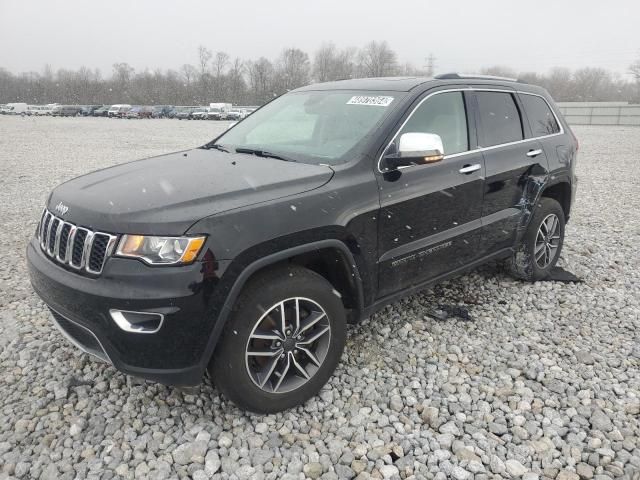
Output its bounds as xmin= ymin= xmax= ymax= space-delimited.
xmin=27 ymin=74 xmax=578 ymax=412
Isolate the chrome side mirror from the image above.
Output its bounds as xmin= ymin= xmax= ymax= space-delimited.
xmin=383 ymin=132 xmax=445 ymax=170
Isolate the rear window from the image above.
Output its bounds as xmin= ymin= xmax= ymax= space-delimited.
xmin=476 ymin=91 xmax=523 ymax=147
xmin=520 ymin=94 xmax=560 ymax=136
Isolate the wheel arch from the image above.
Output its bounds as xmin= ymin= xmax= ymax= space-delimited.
xmin=540 ymin=180 xmax=572 ymax=221
xmin=200 ymin=239 xmax=365 ymax=374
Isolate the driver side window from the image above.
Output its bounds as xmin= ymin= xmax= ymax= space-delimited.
xmin=398 ymin=92 xmax=469 ymax=155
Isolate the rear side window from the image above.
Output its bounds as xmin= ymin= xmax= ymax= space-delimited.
xmin=398 ymin=92 xmax=469 ymax=155
xmin=520 ymin=94 xmax=560 ymax=136
xmin=476 ymin=91 xmax=523 ymax=147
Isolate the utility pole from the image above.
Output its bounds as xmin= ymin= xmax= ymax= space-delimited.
xmin=425 ymin=54 xmax=436 ymax=77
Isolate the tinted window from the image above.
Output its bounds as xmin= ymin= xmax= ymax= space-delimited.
xmin=476 ymin=91 xmax=523 ymax=147
xmin=520 ymin=94 xmax=560 ymax=136
xmin=398 ymin=92 xmax=468 ymax=155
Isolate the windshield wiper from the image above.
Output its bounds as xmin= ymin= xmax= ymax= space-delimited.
xmin=203 ymin=143 xmax=230 ymax=152
xmin=235 ymin=147 xmax=296 ymax=162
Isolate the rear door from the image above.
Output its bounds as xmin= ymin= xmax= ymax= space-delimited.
xmin=376 ymin=89 xmax=486 ymax=297
xmin=473 ymin=89 xmax=549 ymax=254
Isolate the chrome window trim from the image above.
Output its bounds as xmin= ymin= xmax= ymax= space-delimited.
xmin=516 ymin=90 xmax=564 ymax=138
xmin=376 ymin=87 xmax=565 ymax=173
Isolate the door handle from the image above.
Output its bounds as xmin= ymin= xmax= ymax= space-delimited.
xmin=459 ymin=164 xmax=481 ymax=174
xmin=527 ymin=149 xmax=543 ymax=157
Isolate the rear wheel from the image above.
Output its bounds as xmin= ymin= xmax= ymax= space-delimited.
xmin=209 ymin=265 xmax=346 ymax=413
xmin=508 ymin=197 xmax=565 ymax=281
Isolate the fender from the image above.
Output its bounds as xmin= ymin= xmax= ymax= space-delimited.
xmin=514 ymin=167 xmax=548 ymax=242
xmin=197 ymin=239 xmax=365 ymax=376
xmin=514 ymin=169 xmax=571 ymax=246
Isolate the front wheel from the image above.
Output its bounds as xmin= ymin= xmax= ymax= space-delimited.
xmin=209 ymin=266 xmax=346 ymax=413
xmin=508 ymin=197 xmax=565 ymax=281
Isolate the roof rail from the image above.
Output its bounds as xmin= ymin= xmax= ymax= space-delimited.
xmin=434 ymin=73 xmax=520 ymax=82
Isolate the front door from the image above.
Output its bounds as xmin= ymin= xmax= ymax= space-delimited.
xmin=376 ymin=90 xmax=485 ymax=298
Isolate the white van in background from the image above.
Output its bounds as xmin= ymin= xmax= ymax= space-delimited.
xmin=108 ymin=104 xmax=132 ymax=118
xmin=1 ymin=103 xmax=28 ymax=115
xmin=27 ymin=105 xmax=51 ymax=116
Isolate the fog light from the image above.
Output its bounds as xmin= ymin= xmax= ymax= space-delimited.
xmin=109 ymin=309 xmax=164 ymax=334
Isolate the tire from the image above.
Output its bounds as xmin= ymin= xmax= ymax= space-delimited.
xmin=209 ymin=265 xmax=346 ymax=413
xmin=508 ymin=197 xmax=565 ymax=281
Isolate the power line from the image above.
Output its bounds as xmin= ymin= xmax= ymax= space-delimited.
xmin=424 ymin=53 xmax=436 ymax=76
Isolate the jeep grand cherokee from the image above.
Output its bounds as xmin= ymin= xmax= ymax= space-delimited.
xmin=27 ymin=74 xmax=578 ymax=412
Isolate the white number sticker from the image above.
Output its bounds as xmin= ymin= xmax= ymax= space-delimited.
xmin=346 ymin=96 xmax=394 ymax=107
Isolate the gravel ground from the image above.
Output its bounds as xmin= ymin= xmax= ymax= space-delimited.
xmin=0 ymin=117 xmax=638 ymax=480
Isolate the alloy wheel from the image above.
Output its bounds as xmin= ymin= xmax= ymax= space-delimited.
xmin=245 ymin=297 xmax=331 ymax=394
xmin=534 ymin=213 xmax=561 ymax=268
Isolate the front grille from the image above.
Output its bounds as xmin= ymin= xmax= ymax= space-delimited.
xmin=71 ymin=229 xmax=88 ymax=267
xmin=89 ymin=234 xmax=111 ymax=272
xmin=37 ymin=209 xmax=117 ymax=275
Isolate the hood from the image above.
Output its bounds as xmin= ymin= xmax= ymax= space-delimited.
xmin=48 ymin=148 xmax=334 ymax=235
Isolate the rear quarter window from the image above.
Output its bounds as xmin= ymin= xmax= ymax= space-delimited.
xmin=520 ymin=94 xmax=561 ymax=136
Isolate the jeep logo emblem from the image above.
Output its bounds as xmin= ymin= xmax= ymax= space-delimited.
xmin=54 ymin=202 xmax=69 ymax=216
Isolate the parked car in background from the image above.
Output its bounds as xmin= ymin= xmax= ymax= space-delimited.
xmin=108 ymin=104 xmax=132 ymax=118
xmin=125 ymin=106 xmax=153 ymax=119
xmin=225 ymin=109 xmax=242 ymax=121
xmin=173 ymin=106 xmax=196 ymax=120
xmin=51 ymin=105 xmax=83 ymax=117
xmin=92 ymin=106 xmax=111 ymax=117
xmin=1 ymin=103 xmax=28 ymax=115
xmin=26 ymin=105 xmax=45 ymax=116
xmin=151 ymin=105 xmax=173 ymax=118
xmin=206 ymin=107 xmax=223 ymax=120
xmin=191 ymin=107 xmax=208 ymax=120
xmin=26 ymin=105 xmax=60 ymax=116
xmin=209 ymin=102 xmax=232 ymax=119
xmin=36 ymin=105 xmax=53 ymax=116
xmin=81 ymin=105 xmax=103 ymax=116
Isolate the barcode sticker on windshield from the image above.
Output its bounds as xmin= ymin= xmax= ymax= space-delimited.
xmin=347 ymin=96 xmax=394 ymax=107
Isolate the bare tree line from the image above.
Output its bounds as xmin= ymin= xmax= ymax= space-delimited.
xmin=1 ymin=42 xmax=639 ymax=105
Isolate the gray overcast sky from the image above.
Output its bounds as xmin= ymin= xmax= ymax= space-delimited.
xmin=1 ymin=0 xmax=638 ymax=78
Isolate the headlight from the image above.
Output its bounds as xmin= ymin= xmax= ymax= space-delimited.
xmin=116 ymin=235 xmax=206 ymax=265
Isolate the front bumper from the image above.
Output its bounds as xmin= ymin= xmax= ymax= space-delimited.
xmin=27 ymin=238 xmax=228 ymax=386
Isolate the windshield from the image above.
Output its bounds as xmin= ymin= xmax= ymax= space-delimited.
xmin=213 ymin=90 xmax=402 ymax=164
